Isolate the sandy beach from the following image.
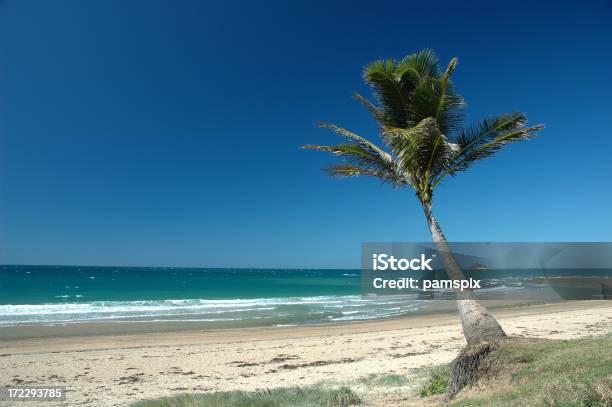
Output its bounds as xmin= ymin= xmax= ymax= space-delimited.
xmin=1 ymin=301 xmax=611 ymax=406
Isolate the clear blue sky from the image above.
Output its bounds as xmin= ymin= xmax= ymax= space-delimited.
xmin=1 ymin=0 xmax=611 ymax=268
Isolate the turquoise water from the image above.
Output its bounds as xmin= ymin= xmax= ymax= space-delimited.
xmin=0 ymin=265 xmax=422 ymax=327
xmin=1 ymin=265 xmax=605 ymax=328
xmin=0 ymin=265 xmax=361 ymax=303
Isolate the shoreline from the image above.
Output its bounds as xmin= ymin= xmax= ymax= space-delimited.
xmin=0 ymin=297 xmax=562 ymax=341
xmin=1 ymin=300 xmax=606 ymax=352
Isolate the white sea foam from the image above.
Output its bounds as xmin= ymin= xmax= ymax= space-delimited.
xmin=0 ymin=295 xmax=427 ymax=326
xmin=0 ymin=280 xmax=527 ymax=327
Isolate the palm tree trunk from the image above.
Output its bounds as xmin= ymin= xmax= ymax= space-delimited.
xmin=421 ymin=201 xmax=506 ymax=344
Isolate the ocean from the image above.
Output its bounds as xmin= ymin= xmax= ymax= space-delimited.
xmin=0 ymin=265 xmax=605 ymax=329
xmin=0 ymin=265 xmax=421 ymax=328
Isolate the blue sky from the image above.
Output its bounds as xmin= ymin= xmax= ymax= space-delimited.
xmin=1 ymin=0 xmax=611 ymax=268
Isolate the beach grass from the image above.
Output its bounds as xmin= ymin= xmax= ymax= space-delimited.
xmin=444 ymin=335 xmax=612 ymax=406
xmin=130 ymin=385 xmax=362 ymax=407
xmin=354 ymin=373 xmax=411 ymax=387
xmin=418 ymin=365 xmax=450 ymax=397
xmin=131 ymin=336 xmax=611 ymax=407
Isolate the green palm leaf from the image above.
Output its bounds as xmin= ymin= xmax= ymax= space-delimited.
xmin=363 ymin=59 xmax=411 ymax=128
xmin=396 ymin=49 xmax=441 ymax=80
xmin=314 ymin=121 xmax=396 ymax=166
xmin=301 ymin=143 xmax=390 ymax=173
xmin=436 ymin=113 xmax=544 ymax=182
xmin=324 ymin=164 xmax=404 ymax=186
xmin=353 ymin=92 xmax=387 ymax=126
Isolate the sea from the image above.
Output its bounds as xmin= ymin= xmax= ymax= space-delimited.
xmin=0 ymin=265 xmax=606 ymax=328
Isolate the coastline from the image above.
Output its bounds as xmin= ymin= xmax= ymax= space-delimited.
xmin=0 ymin=296 xmax=564 ymax=341
xmin=1 ymin=301 xmax=610 ymax=406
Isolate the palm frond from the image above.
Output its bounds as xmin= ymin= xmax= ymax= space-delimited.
xmin=362 ymin=59 xmax=410 ymax=127
xmin=396 ymin=49 xmax=440 ymax=80
xmin=381 ymin=118 xmax=452 ymax=183
xmin=301 ymin=143 xmax=388 ymax=172
xmin=442 ymin=57 xmax=458 ymax=78
xmin=315 ymin=121 xmax=395 ymax=165
xmin=456 ymin=112 xmax=529 ymax=150
xmin=301 ymin=140 xmax=407 ymax=186
xmin=433 ymin=113 xmax=543 ymax=184
xmin=353 ymin=92 xmax=387 ymax=125
xmin=324 ymin=164 xmax=403 ymax=185
xmin=408 ymin=73 xmax=464 ymax=136
xmin=305 ymin=121 xmax=417 ymax=187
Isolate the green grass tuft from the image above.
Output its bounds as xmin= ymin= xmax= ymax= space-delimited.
xmin=355 ymin=373 xmax=410 ymax=387
xmin=418 ymin=365 xmax=450 ymax=397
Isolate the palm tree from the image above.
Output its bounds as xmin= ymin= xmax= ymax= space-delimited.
xmin=303 ymin=49 xmax=543 ymax=345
